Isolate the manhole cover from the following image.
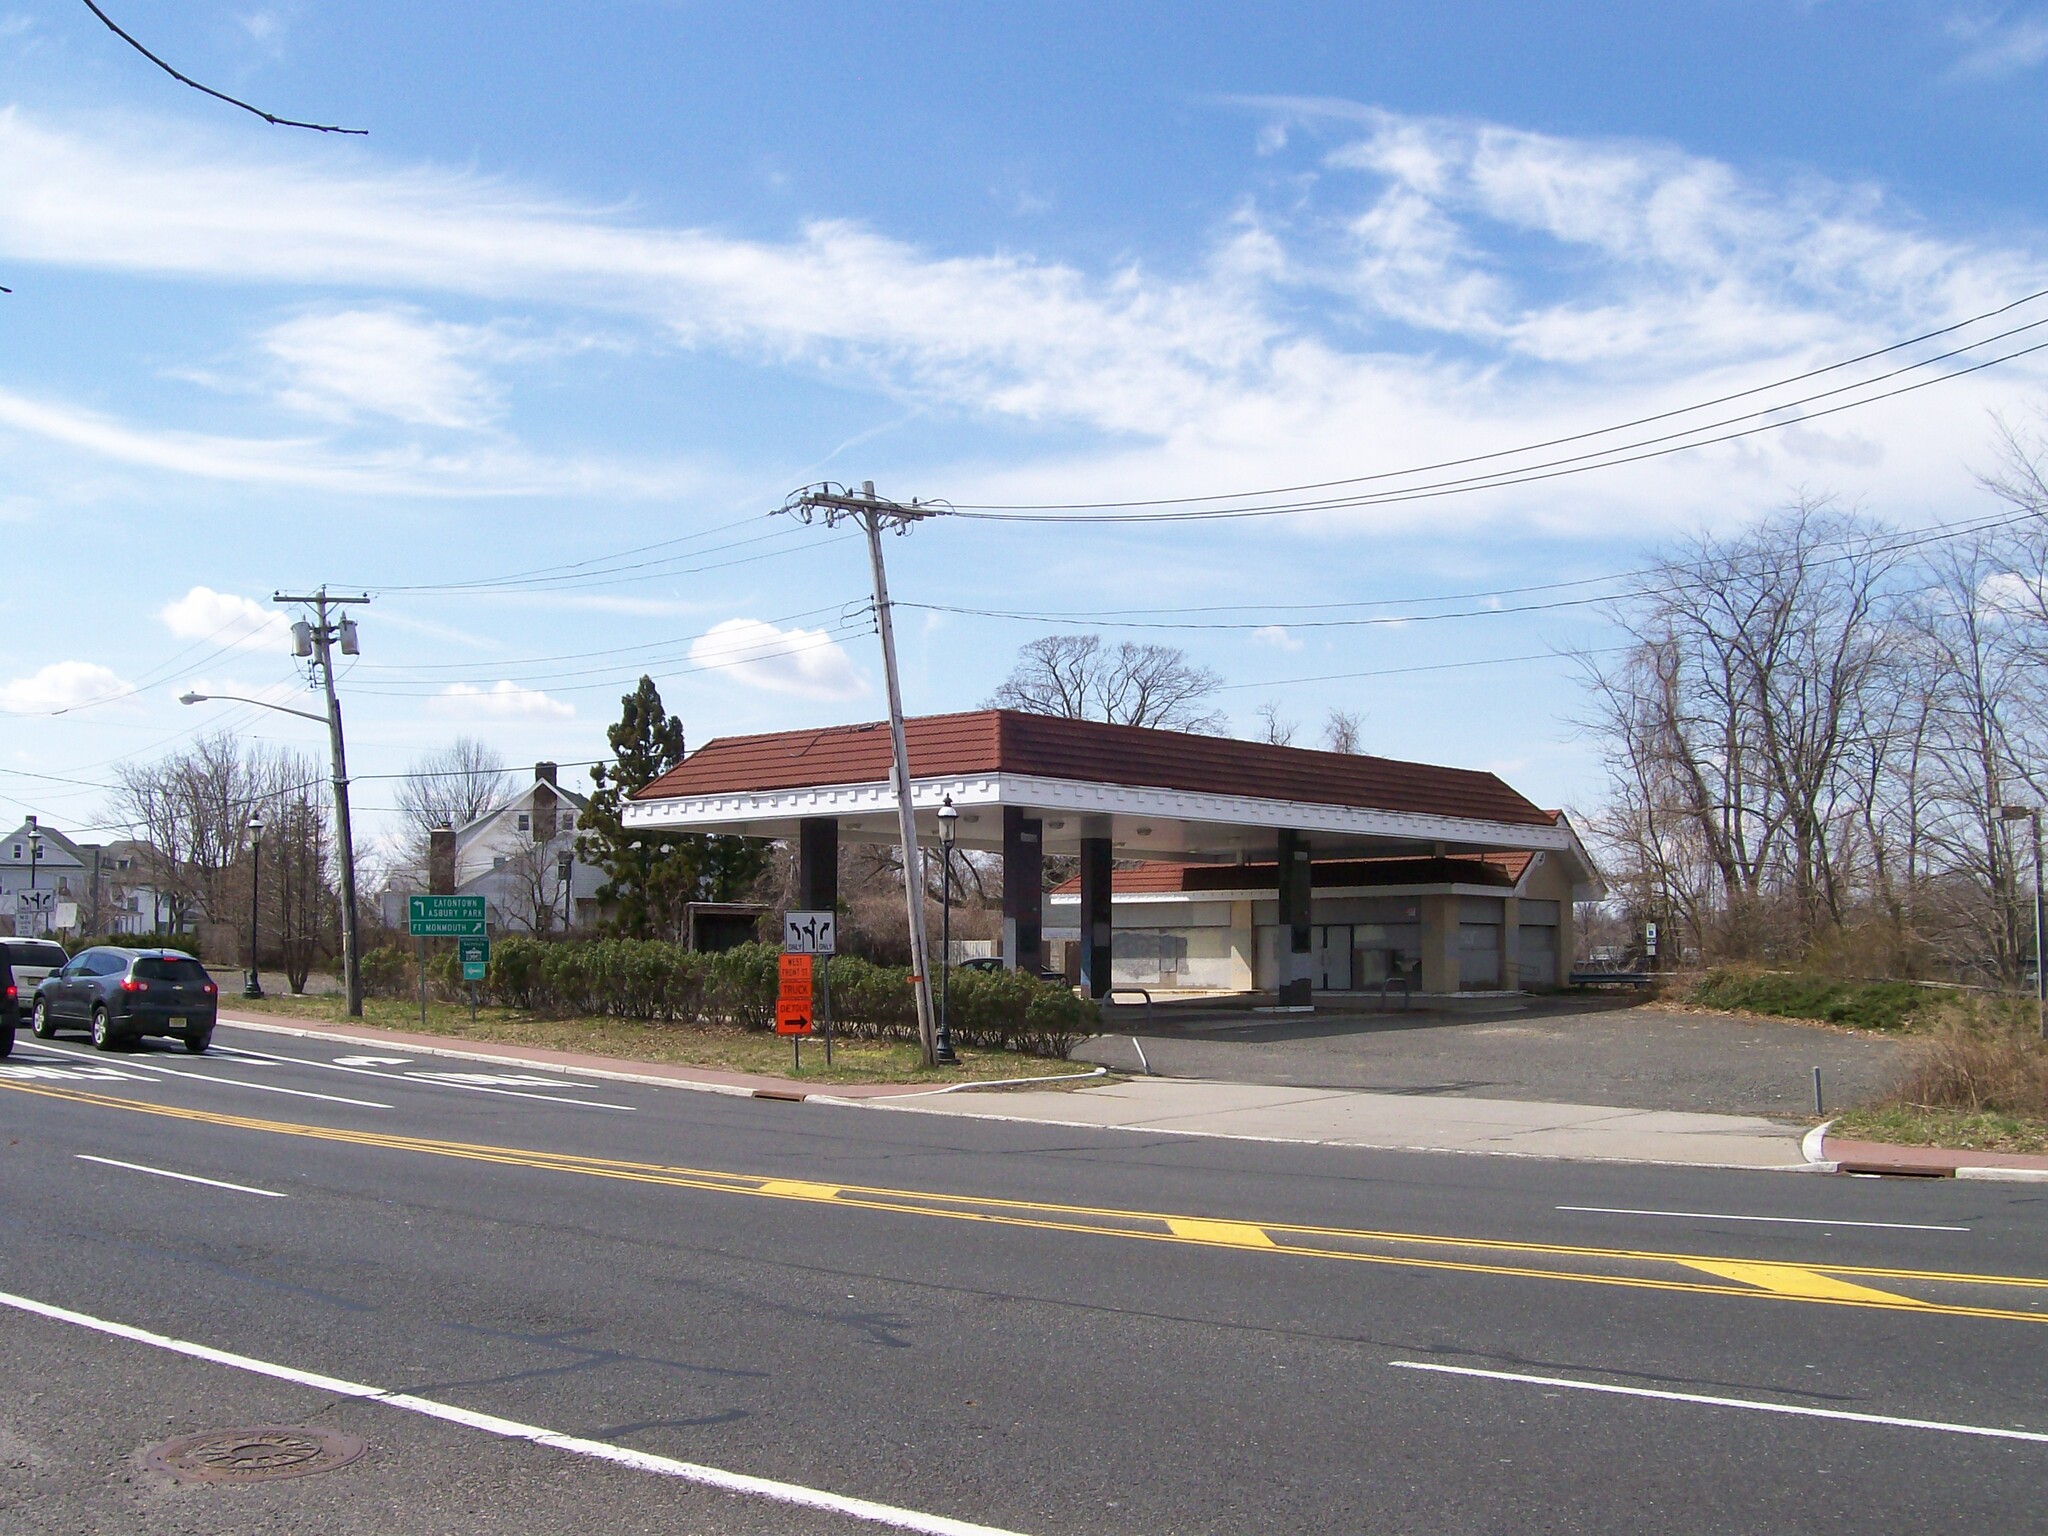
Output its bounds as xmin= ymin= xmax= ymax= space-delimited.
xmin=142 ymin=1426 xmax=367 ymax=1484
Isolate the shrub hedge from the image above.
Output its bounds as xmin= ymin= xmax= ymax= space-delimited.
xmin=61 ymin=931 xmax=203 ymax=959
xmin=1688 ymin=968 xmax=1932 ymax=1030
xmin=359 ymin=936 xmax=1099 ymax=1059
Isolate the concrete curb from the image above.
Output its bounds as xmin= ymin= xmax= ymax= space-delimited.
xmin=212 ymin=1014 xmax=1826 ymax=1172
xmin=1955 ymin=1165 xmax=2048 ymax=1182
xmin=1800 ymin=1119 xmax=1839 ymax=1173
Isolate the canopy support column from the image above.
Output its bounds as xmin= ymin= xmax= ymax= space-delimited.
xmin=1277 ymin=829 xmax=1313 ymax=1006
xmin=1002 ymin=807 xmax=1043 ymax=976
xmin=798 ymin=817 xmax=838 ymax=912
xmin=1079 ymin=835 xmax=1113 ymax=1000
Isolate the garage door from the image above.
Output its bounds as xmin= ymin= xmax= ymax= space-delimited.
xmin=1518 ymin=924 xmax=1557 ymax=990
xmin=1458 ymin=923 xmax=1501 ymax=990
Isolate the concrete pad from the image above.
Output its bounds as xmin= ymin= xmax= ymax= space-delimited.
xmin=884 ymin=1077 xmax=1813 ymax=1168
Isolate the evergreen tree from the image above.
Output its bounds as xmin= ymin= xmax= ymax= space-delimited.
xmin=579 ymin=677 xmax=695 ymax=939
xmin=578 ymin=677 xmax=772 ymax=938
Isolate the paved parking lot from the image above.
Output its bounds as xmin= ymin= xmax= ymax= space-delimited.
xmin=1074 ymin=996 xmax=1905 ymax=1119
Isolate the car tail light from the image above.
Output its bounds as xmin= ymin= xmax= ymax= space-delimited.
xmin=120 ymin=978 xmax=146 ymax=993
xmin=4 ymin=984 xmax=13 ymax=1001
xmin=202 ymin=983 xmax=217 ymax=995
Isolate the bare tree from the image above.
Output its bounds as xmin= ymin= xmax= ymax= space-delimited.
xmin=1254 ymin=701 xmax=1297 ymax=745
xmin=1322 ymin=708 xmax=1365 ymax=754
xmin=989 ymin=635 xmax=1226 ymax=732
xmin=397 ymin=738 xmax=510 ymax=854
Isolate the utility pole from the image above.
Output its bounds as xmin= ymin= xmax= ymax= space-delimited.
xmin=276 ymin=586 xmax=370 ymax=1018
xmin=779 ymin=481 xmax=946 ymax=1065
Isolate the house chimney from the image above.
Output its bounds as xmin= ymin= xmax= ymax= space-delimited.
xmin=535 ymin=761 xmax=557 ymax=786
xmin=429 ymin=828 xmax=456 ymax=895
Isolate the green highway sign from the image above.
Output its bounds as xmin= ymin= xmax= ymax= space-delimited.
xmin=408 ymin=894 xmax=488 ymax=937
xmin=459 ymin=936 xmax=491 ymax=983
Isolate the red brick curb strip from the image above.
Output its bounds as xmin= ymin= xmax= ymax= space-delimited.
xmin=1820 ymin=1133 xmax=2048 ymax=1181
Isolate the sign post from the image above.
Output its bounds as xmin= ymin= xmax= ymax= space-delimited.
xmin=459 ymin=937 xmax=491 ymax=1025
xmin=783 ymin=911 xmax=836 ymax=1065
xmin=776 ymin=952 xmax=814 ymax=1072
xmin=409 ymin=896 xmax=489 ymax=1029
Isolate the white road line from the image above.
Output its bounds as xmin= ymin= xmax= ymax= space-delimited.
xmin=1388 ymin=1361 xmax=2048 ymax=1444
xmin=74 ymin=1154 xmax=287 ymax=1199
xmin=0 ymin=1288 xmax=1029 ymax=1536
xmin=210 ymin=1042 xmax=631 ymax=1112
xmin=1556 ymin=1205 xmax=1968 ymax=1233
xmin=26 ymin=1042 xmax=390 ymax=1110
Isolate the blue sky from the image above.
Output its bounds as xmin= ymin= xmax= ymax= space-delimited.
xmin=5 ymin=1 xmax=2048 ymax=854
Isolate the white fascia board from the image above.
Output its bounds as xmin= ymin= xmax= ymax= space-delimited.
xmin=626 ymin=771 xmax=1572 ymax=853
xmin=1050 ymin=881 xmax=1522 ymax=908
xmin=623 ymin=774 xmax=1005 ymax=831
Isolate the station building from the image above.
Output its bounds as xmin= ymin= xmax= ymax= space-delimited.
xmin=625 ymin=709 xmax=1602 ymax=1003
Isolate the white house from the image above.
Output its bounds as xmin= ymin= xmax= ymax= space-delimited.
xmin=1 ymin=818 xmax=86 ymax=935
xmin=451 ymin=763 xmax=609 ymax=934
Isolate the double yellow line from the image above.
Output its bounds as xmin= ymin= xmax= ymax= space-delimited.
xmin=12 ymin=1077 xmax=2048 ymax=1324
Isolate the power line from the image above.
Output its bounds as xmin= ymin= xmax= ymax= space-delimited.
xmin=951 ymin=284 xmax=2048 ymax=515
xmin=352 ymin=599 xmax=867 ymax=676
xmin=954 ymin=334 xmax=2048 ymax=524
xmin=903 ymin=508 xmax=2035 ymax=633
xmin=79 ymin=0 xmax=366 ymax=134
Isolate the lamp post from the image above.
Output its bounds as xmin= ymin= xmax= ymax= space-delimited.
xmin=935 ymin=795 xmax=959 ymax=1065
xmin=25 ymin=817 xmax=41 ymax=937
xmin=2001 ymin=804 xmax=2045 ymax=1039
xmin=244 ymin=814 xmax=265 ymax=998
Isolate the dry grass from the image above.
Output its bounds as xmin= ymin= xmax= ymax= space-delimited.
xmin=1889 ymin=1021 xmax=2048 ymax=1117
xmin=226 ymin=993 xmax=1089 ymax=1087
xmin=1830 ymin=1105 xmax=2048 ymax=1155
xmin=1834 ymin=1017 xmax=2048 ymax=1153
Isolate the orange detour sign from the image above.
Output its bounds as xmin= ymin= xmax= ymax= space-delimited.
xmin=776 ymin=954 xmax=814 ymax=1036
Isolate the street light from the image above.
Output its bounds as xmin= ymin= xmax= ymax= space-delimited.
xmin=935 ymin=795 xmax=959 ymax=1065
xmin=244 ymin=814 xmax=265 ymax=999
xmin=2001 ymin=804 xmax=2045 ymax=1040
xmin=183 ymin=649 xmax=366 ymax=1019
xmin=25 ymin=816 xmax=41 ymax=937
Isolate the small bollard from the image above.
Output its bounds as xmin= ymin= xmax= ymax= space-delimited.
xmin=1812 ymin=1066 xmax=1825 ymax=1116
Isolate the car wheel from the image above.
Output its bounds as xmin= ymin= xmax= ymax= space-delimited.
xmin=90 ymin=1007 xmax=116 ymax=1052
xmin=182 ymin=1028 xmax=212 ymax=1055
xmin=30 ymin=997 xmax=56 ymax=1039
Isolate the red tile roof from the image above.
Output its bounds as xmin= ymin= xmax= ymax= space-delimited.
xmin=636 ymin=709 xmax=1551 ymax=826
xmin=1052 ymin=853 xmax=1534 ymax=896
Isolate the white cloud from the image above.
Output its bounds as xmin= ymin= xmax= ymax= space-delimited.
xmin=430 ymin=681 xmax=575 ymax=719
xmin=0 ymin=105 xmax=2042 ymax=539
xmin=1251 ymin=625 xmax=1304 ymax=651
xmin=262 ymin=308 xmax=499 ymax=427
xmin=1949 ymin=11 xmax=2048 ymax=77
xmin=687 ymin=618 xmax=864 ymax=700
xmin=0 ymin=661 xmax=131 ymax=713
xmin=0 ymin=383 xmax=697 ymax=498
xmin=161 ymin=585 xmax=291 ymax=652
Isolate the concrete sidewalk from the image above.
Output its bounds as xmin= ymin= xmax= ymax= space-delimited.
xmin=215 ymin=1011 xmax=1818 ymax=1168
xmin=876 ymin=1077 xmax=1817 ymax=1168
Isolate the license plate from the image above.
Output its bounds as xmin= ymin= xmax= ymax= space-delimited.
xmin=169 ymin=1016 xmax=187 ymax=1028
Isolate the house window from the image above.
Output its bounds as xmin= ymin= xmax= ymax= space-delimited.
xmin=10 ymin=845 xmax=18 ymax=859
xmin=493 ymin=855 xmax=507 ymax=870
xmin=516 ymin=813 xmax=531 ymax=832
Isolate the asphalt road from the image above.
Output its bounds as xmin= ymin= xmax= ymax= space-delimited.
xmin=2 ymin=1021 xmax=2043 ymax=1535
xmin=1075 ymin=998 xmax=1904 ymax=1117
